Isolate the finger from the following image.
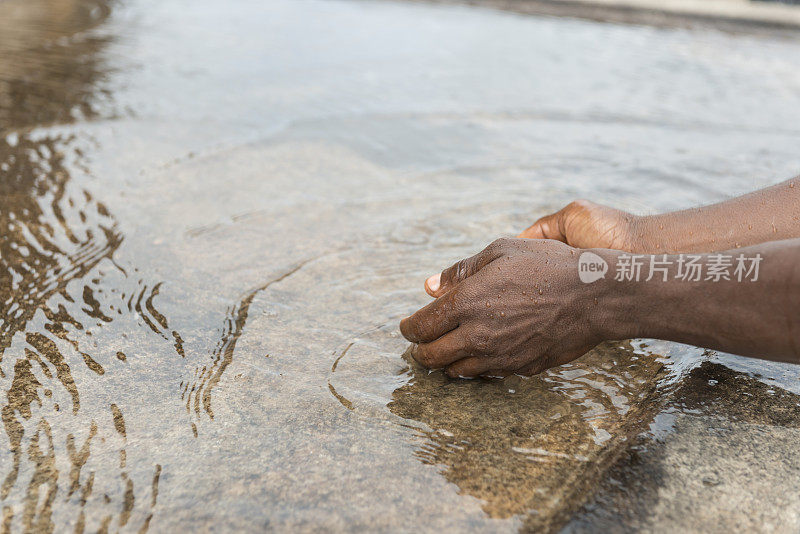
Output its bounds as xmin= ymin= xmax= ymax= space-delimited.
xmin=444 ymin=356 xmax=493 ymax=379
xmin=399 ymin=291 xmax=460 ymax=343
xmin=412 ymin=329 xmax=470 ymax=369
xmin=516 ymin=352 xmax=565 ymax=376
xmin=515 ymin=359 xmax=550 ymax=376
xmin=479 ymin=369 xmax=513 ymax=378
xmin=517 ymin=212 xmax=565 ymax=241
xmin=427 ymin=238 xmax=509 ymax=298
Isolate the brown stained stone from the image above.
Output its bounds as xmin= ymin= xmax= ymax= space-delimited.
xmin=388 ymin=342 xmax=667 ymax=531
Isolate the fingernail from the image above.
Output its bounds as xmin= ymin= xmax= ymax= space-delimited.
xmin=426 ymin=273 xmax=441 ymax=293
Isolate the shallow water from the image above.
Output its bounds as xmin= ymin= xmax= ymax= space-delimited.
xmin=2 ymin=0 xmax=800 ymax=531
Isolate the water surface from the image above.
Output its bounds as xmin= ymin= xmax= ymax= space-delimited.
xmin=2 ymin=0 xmax=800 ymax=531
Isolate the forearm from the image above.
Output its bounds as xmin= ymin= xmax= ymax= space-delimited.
xmin=633 ymin=178 xmax=800 ymax=253
xmin=593 ymin=239 xmax=800 ymax=364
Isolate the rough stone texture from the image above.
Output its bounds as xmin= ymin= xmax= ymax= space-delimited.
xmin=565 ymin=362 xmax=800 ymax=533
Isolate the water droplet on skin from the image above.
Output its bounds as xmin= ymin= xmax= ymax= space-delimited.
xmin=748 ymin=224 xmax=753 ymax=230
xmin=538 ymin=289 xmax=543 ymax=295
xmin=659 ymin=224 xmax=664 ymax=230
xmin=486 ymin=302 xmax=491 ymax=307
xmin=500 ymin=312 xmax=505 ymax=317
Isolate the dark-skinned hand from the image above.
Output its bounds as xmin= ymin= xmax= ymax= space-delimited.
xmin=517 ymin=199 xmax=638 ymax=251
xmin=399 ymin=238 xmax=606 ymax=378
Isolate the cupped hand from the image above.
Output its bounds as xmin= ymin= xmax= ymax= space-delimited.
xmin=400 ymin=238 xmax=608 ymax=378
xmin=517 ymin=200 xmax=640 ymax=252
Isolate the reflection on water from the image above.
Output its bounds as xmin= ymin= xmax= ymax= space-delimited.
xmin=0 ymin=135 xmax=120 ymax=366
xmin=0 ymin=0 xmax=275 ymax=522
xmin=386 ymin=341 xmax=666 ymax=530
xmin=0 ymin=1 xmax=174 ymax=530
xmin=0 ymin=134 xmax=170 ymax=530
xmin=326 ymin=320 xmax=670 ymax=530
xmin=0 ymin=132 xmax=174 ymax=530
xmin=0 ymin=0 xmax=111 ymax=131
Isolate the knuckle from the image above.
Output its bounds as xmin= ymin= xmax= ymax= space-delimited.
xmin=465 ymin=326 xmax=493 ymax=355
xmin=441 ymin=259 xmax=467 ymax=286
xmin=517 ymin=361 xmax=541 ymax=377
xmin=442 ymin=292 xmax=464 ymax=320
xmin=413 ymin=345 xmax=435 ymax=368
xmin=455 ymin=258 xmax=472 ymax=281
xmin=445 ymin=364 xmax=464 ymax=379
xmin=447 ymin=361 xmax=473 ymax=378
xmin=566 ymin=199 xmax=596 ymax=216
xmin=567 ymin=199 xmax=591 ymax=210
xmin=413 ymin=320 xmax=434 ymax=342
xmin=525 ymin=354 xmax=553 ymax=376
xmin=497 ymin=353 xmax=521 ymax=371
xmin=444 ymin=367 xmax=457 ymax=379
xmin=449 ymin=286 xmax=472 ymax=312
xmin=488 ymin=237 xmax=513 ymax=253
xmin=400 ymin=315 xmax=427 ymax=342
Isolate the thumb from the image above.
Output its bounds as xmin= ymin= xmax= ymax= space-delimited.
xmin=517 ymin=212 xmax=566 ymax=241
xmin=425 ymin=238 xmax=509 ymax=297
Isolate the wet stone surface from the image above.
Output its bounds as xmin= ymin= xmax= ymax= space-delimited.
xmin=565 ymin=361 xmax=800 ymax=533
xmin=1 ymin=0 xmax=800 ymax=532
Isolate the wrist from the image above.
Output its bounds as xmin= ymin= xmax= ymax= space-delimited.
xmin=582 ymin=249 xmax=704 ymax=341
xmin=582 ymin=249 xmax=645 ymax=341
xmin=584 ymin=249 xmax=748 ymax=343
xmin=620 ymin=214 xmax=649 ymax=253
xmin=580 ymin=244 xmax=783 ymax=358
xmin=634 ymin=213 xmax=708 ymax=254
xmin=627 ymin=214 xmax=669 ymax=254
